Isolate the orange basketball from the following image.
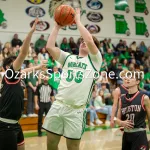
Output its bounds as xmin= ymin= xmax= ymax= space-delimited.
xmin=54 ymin=5 xmax=75 ymax=26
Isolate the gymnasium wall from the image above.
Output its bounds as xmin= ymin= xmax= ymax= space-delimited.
xmin=0 ymin=0 xmax=150 ymax=46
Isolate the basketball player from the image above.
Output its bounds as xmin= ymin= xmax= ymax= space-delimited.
xmin=42 ymin=8 xmax=102 ymax=150
xmin=110 ymin=70 xmax=128 ymax=128
xmin=0 ymin=19 xmax=39 ymax=150
xmin=114 ymin=71 xmax=150 ymax=150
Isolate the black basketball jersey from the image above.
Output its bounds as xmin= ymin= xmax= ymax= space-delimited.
xmin=120 ymin=91 xmax=146 ymax=128
xmin=120 ymin=84 xmax=128 ymax=95
xmin=0 ymin=66 xmax=24 ymax=121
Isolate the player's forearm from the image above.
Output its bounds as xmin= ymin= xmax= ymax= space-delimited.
xmin=34 ymin=96 xmax=38 ymax=105
xmin=76 ymin=22 xmax=93 ymax=44
xmin=111 ymin=105 xmax=117 ymax=121
xmin=46 ymin=26 xmax=59 ymax=49
xmin=20 ymin=31 xmax=34 ymax=57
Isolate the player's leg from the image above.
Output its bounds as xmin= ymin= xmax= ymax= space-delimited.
xmin=131 ymin=131 xmax=149 ymax=150
xmin=42 ymin=102 xmax=64 ymax=150
xmin=47 ymin=132 xmax=61 ymax=150
xmin=64 ymin=107 xmax=87 ymax=150
xmin=66 ymin=139 xmax=80 ymax=150
xmin=0 ymin=130 xmax=17 ymax=150
xmin=17 ymin=124 xmax=25 ymax=150
xmin=122 ymin=132 xmax=131 ymax=150
xmin=17 ymin=144 xmax=25 ymax=150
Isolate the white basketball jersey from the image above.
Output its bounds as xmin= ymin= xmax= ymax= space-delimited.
xmin=55 ymin=55 xmax=101 ymax=106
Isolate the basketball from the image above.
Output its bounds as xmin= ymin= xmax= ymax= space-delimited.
xmin=54 ymin=5 xmax=75 ymax=26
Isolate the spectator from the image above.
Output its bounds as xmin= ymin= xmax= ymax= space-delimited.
xmin=69 ymin=37 xmax=78 ymax=55
xmin=107 ymin=38 xmax=115 ymax=51
xmin=35 ymin=75 xmax=54 ymax=137
xmin=130 ymin=41 xmax=137 ymax=52
xmin=100 ymin=58 xmax=108 ymax=72
xmin=116 ymin=39 xmax=125 ymax=54
xmin=94 ymin=90 xmax=112 ymax=125
xmin=11 ymin=34 xmax=23 ymax=47
xmin=0 ymin=54 xmax=3 ymax=67
xmin=60 ymin=37 xmax=71 ymax=53
xmin=108 ymin=58 xmax=117 ymax=74
xmin=2 ymin=47 xmax=10 ymax=59
xmin=129 ymin=63 xmax=135 ymax=71
xmin=134 ymin=48 xmax=144 ymax=64
xmin=38 ymin=47 xmax=49 ymax=61
xmin=139 ymin=41 xmax=147 ymax=53
xmin=77 ymin=37 xmax=82 ymax=48
xmin=100 ymin=83 xmax=112 ymax=105
xmin=35 ymin=35 xmax=47 ymax=54
xmin=144 ymin=46 xmax=150 ymax=58
xmin=30 ymin=56 xmax=40 ymax=66
xmin=47 ymin=54 xmax=57 ymax=71
xmin=103 ymin=38 xmax=108 ymax=52
xmin=26 ymin=62 xmax=38 ymax=117
xmin=122 ymin=59 xmax=128 ymax=70
xmin=0 ymin=41 xmax=2 ymax=53
xmin=116 ymin=63 xmax=123 ymax=85
xmin=104 ymin=49 xmax=114 ymax=66
xmin=99 ymin=41 xmax=104 ymax=55
xmin=144 ymin=56 xmax=150 ymax=72
xmin=123 ymin=40 xmax=128 ymax=52
xmin=48 ymin=66 xmax=61 ymax=96
xmin=86 ymin=91 xmax=103 ymax=126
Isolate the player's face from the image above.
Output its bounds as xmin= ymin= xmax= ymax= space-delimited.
xmin=125 ymin=76 xmax=139 ymax=88
xmin=79 ymin=38 xmax=89 ymax=53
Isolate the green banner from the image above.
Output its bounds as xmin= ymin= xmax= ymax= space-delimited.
xmin=135 ymin=0 xmax=149 ymax=15
xmin=114 ymin=14 xmax=130 ymax=36
xmin=115 ymin=0 xmax=130 ymax=13
xmin=134 ymin=16 xmax=149 ymax=37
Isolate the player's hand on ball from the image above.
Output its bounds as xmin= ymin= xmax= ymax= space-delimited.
xmin=75 ymin=8 xmax=81 ymax=24
xmin=120 ymin=120 xmax=134 ymax=129
xmin=54 ymin=21 xmax=63 ymax=29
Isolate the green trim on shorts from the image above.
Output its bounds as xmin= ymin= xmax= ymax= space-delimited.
xmin=86 ymin=80 xmax=95 ymax=105
xmin=62 ymin=54 xmax=72 ymax=68
xmin=81 ymin=110 xmax=87 ymax=137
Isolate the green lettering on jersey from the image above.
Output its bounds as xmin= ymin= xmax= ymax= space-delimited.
xmin=68 ymin=62 xmax=73 ymax=67
xmin=68 ymin=62 xmax=88 ymax=70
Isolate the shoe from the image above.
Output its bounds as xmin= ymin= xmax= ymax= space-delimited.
xmin=105 ymin=121 xmax=110 ymax=126
xmin=96 ymin=119 xmax=103 ymax=125
xmin=22 ymin=114 xmax=27 ymax=118
xmin=32 ymin=113 xmax=38 ymax=117
xmin=28 ymin=114 xmax=33 ymax=117
xmin=38 ymin=133 xmax=42 ymax=137
xmin=90 ymin=122 xmax=95 ymax=126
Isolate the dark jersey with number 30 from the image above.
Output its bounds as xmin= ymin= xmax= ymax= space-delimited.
xmin=120 ymin=91 xmax=146 ymax=128
xmin=0 ymin=66 xmax=24 ymax=121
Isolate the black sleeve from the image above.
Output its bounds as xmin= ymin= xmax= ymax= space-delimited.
xmin=5 ymin=65 xmax=21 ymax=83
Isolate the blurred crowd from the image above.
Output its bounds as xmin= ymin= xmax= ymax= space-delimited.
xmin=0 ymin=34 xmax=149 ymax=126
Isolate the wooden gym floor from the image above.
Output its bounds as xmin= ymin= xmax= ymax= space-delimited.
xmin=25 ymin=127 xmax=150 ymax=150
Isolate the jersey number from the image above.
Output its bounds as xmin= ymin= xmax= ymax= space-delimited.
xmin=66 ymin=70 xmax=83 ymax=83
xmin=126 ymin=114 xmax=135 ymax=124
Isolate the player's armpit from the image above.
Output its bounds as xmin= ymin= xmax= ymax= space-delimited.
xmin=144 ymin=95 xmax=150 ymax=130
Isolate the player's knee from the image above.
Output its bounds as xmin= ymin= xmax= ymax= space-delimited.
xmin=66 ymin=140 xmax=80 ymax=150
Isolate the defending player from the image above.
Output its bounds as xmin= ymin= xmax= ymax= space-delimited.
xmin=0 ymin=19 xmax=39 ymax=150
xmin=110 ymin=70 xmax=128 ymax=127
xmin=42 ymin=8 xmax=102 ymax=150
xmin=114 ymin=71 xmax=150 ymax=150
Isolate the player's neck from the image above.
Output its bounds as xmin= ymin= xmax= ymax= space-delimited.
xmin=79 ymin=51 xmax=88 ymax=57
xmin=128 ymin=86 xmax=138 ymax=94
